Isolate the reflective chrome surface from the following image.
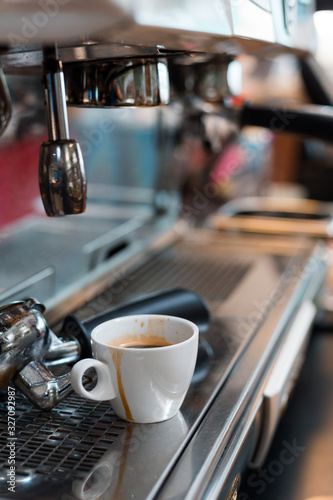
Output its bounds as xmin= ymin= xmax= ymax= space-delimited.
xmin=39 ymin=140 xmax=87 ymax=216
xmin=44 ymin=334 xmax=80 ymax=367
xmin=169 ymin=55 xmax=231 ymax=103
xmin=71 ymin=411 xmax=189 ymax=500
xmin=39 ymin=49 xmax=87 ymax=217
xmin=0 ymin=0 xmax=316 ymax=73
xmin=0 ymin=68 xmax=11 ymax=136
xmin=156 ymin=232 xmax=327 ymax=500
xmin=0 ymin=297 xmax=82 ymax=408
xmin=0 ymin=298 xmax=49 ymax=389
xmin=65 ymin=59 xmax=170 ymax=108
xmin=43 ymin=57 xmax=69 ymax=141
xmin=14 ymin=359 xmax=73 ymax=410
xmin=0 ymin=0 xmax=128 ymax=45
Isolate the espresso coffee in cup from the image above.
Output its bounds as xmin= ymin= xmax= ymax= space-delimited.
xmin=112 ymin=339 xmax=171 ymax=349
xmin=71 ymin=314 xmax=199 ymax=423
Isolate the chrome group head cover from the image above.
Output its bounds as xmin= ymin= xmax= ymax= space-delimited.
xmin=65 ymin=58 xmax=170 ymax=108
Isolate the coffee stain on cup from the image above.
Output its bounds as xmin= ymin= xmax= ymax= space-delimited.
xmin=147 ymin=315 xmax=166 ymax=338
xmin=108 ymin=315 xmax=170 ymax=423
xmin=111 ymin=349 xmax=134 ymax=422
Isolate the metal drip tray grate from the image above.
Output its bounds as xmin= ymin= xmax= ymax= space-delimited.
xmin=0 ymin=388 xmax=125 ymax=485
xmin=127 ymin=252 xmax=251 ymax=301
xmin=75 ymin=246 xmax=253 ymax=321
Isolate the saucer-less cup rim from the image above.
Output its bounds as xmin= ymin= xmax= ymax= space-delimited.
xmin=91 ymin=314 xmax=198 ymax=350
xmin=70 ymin=314 xmax=199 ymax=423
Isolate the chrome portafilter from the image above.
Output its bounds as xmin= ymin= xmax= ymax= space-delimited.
xmin=0 ymin=298 xmax=78 ymax=410
xmin=39 ymin=47 xmax=87 ymax=217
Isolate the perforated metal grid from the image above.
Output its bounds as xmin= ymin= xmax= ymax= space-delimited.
xmin=0 ymin=387 xmax=125 ymax=487
xmin=75 ymin=246 xmax=252 ymax=321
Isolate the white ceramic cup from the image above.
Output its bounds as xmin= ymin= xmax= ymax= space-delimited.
xmin=71 ymin=314 xmax=199 ymax=423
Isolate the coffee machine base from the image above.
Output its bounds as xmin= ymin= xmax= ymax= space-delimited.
xmin=0 ymin=228 xmax=326 ymax=500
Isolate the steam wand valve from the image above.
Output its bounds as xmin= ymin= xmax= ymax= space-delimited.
xmin=39 ymin=46 xmax=87 ymax=216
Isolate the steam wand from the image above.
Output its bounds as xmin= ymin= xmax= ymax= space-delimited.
xmin=39 ymin=46 xmax=87 ymax=216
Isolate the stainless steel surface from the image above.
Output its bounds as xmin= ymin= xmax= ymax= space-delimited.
xmin=169 ymin=55 xmax=233 ymax=109
xmin=65 ymin=59 xmax=170 ymax=108
xmin=0 ymin=231 xmax=326 ymax=499
xmin=0 ymin=299 xmax=49 ymax=389
xmin=14 ymin=360 xmax=73 ymax=411
xmin=0 ymin=67 xmax=11 ymax=136
xmin=0 ymin=209 xmax=151 ymax=308
xmin=250 ymin=300 xmax=317 ymax=468
xmin=225 ymin=474 xmax=241 ymax=500
xmin=39 ymin=48 xmax=86 ymax=217
xmin=39 ymin=140 xmax=86 ymax=216
xmin=157 ymin=233 xmax=327 ymax=500
xmin=43 ymin=58 xmax=69 ymax=141
xmin=0 ymin=44 xmax=163 ymax=71
xmin=0 ymin=0 xmax=128 ymax=45
xmin=0 ymin=297 xmax=82 ymax=409
xmin=44 ymin=333 xmax=80 ymax=366
xmin=0 ymin=0 xmax=317 ymax=73
xmin=0 ymin=0 xmax=323 ymax=496
xmin=241 ymin=330 xmax=333 ymax=499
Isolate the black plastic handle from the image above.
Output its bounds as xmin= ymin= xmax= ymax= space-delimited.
xmin=240 ymin=103 xmax=333 ymax=143
xmin=61 ymin=288 xmax=210 ymax=359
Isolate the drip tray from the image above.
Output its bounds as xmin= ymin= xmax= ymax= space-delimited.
xmin=0 ymin=230 xmax=325 ymax=500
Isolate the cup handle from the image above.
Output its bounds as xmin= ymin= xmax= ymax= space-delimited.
xmin=71 ymin=358 xmax=116 ymax=401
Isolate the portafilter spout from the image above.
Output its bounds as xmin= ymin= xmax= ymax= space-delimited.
xmin=39 ymin=46 xmax=87 ymax=217
xmin=0 ymin=298 xmax=81 ymax=410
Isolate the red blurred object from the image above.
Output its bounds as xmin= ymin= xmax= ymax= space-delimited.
xmin=210 ymin=143 xmax=245 ymax=186
xmin=0 ymin=136 xmax=42 ymax=227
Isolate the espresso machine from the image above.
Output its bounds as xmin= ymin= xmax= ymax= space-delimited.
xmin=0 ymin=1 xmax=331 ymax=499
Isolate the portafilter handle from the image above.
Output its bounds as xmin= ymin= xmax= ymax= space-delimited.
xmin=239 ymin=102 xmax=333 ymax=144
xmin=39 ymin=46 xmax=87 ymax=217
